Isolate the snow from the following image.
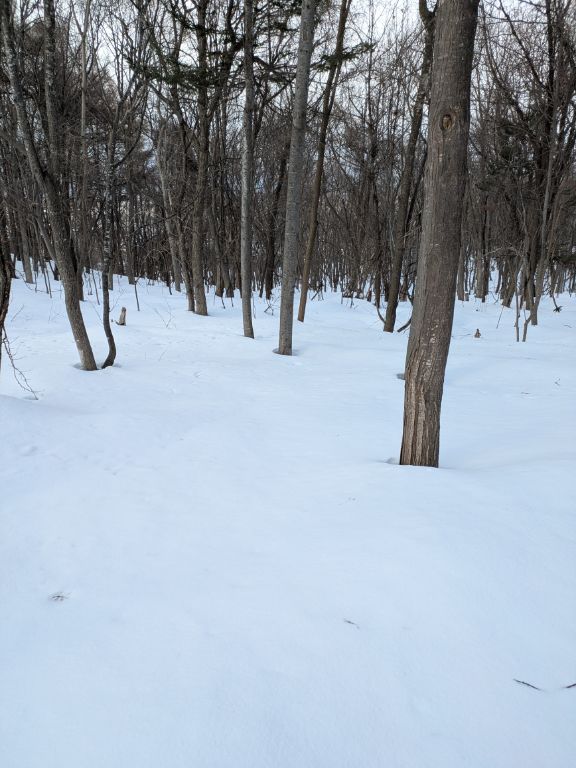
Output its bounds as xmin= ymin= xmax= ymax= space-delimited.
xmin=1 ymin=273 xmax=575 ymax=768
